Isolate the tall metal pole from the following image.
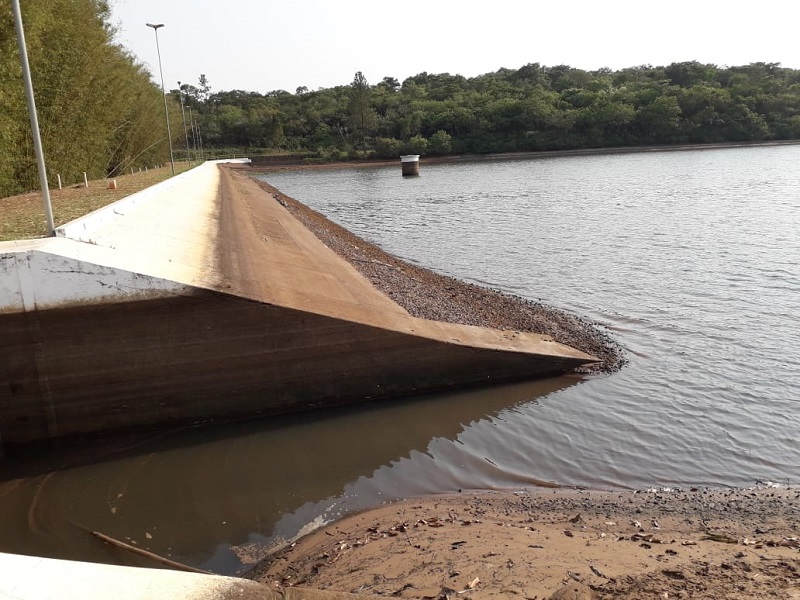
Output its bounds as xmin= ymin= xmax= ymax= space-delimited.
xmin=177 ymin=81 xmax=191 ymax=163
xmin=12 ymin=0 xmax=55 ymax=236
xmin=196 ymin=115 xmax=204 ymax=159
xmin=146 ymin=23 xmax=175 ymax=175
xmin=188 ymin=107 xmax=197 ymax=153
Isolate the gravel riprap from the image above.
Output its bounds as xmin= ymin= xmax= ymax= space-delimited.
xmin=254 ymin=179 xmax=626 ymax=374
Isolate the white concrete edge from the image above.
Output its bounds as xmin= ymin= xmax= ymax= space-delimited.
xmin=54 ymin=159 xmax=249 ymax=243
xmin=58 ymin=161 xmax=210 ymax=242
xmin=0 ymin=238 xmax=191 ymax=313
xmin=0 ymin=157 xmax=243 ymax=312
xmin=0 ymin=160 xmax=259 ymax=312
xmin=0 ymin=552 xmax=272 ymax=600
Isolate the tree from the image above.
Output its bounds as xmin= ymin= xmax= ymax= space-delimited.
xmin=378 ymin=77 xmax=400 ymax=92
xmin=0 ymin=0 xmax=174 ymax=195
xmin=170 ymin=62 xmax=800 ymax=156
xmin=429 ymin=130 xmax=452 ymax=155
xmin=665 ymin=61 xmax=717 ymax=88
xmin=348 ymin=71 xmax=376 ymax=153
xmin=511 ymin=62 xmax=545 ymax=87
xmin=198 ymin=74 xmax=211 ymax=104
xmin=403 ymin=135 xmax=428 ymax=155
xmin=8 ymin=46 xmax=800 ymax=185
xmin=179 ymin=82 xmax=202 ymax=108
xmin=634 ymin=95 xmax=683 ymax=143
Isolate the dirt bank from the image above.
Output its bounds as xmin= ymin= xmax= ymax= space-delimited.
xmin=251 ymin=178 xmax=624 ymax=374
xmin=247 ymin=487 xmax=800 ymax=599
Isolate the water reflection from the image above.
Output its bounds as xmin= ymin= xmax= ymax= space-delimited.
xmin=0 ymin=377 xmax=575 ymax=573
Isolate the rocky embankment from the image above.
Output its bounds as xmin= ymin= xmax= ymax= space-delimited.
xmin=253 ymin=180 xmax=625 ymax=374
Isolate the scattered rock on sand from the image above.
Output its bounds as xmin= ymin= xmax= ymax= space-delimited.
xmin=247 ymin=487 xmax=800 ymax=600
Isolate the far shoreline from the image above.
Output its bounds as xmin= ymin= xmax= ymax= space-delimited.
xmin=245 ymin=139 xmax=800 ymax=173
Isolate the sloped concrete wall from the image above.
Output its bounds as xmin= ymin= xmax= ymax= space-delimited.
xmin=0 ymin=161 xmax=593 ymax=448
xmin=2 ymin=288 xmax=584 ymax=445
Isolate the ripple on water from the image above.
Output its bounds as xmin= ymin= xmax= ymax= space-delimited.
xmin=263 ymin=145 xmax=800 ymax=490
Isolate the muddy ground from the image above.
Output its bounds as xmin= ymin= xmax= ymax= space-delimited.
xmin=246 ymin=487 xmax=799 ymax=599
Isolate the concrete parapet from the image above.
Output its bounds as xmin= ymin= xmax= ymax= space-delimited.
xmin=54 ymin=160 xmax=223 ymax=288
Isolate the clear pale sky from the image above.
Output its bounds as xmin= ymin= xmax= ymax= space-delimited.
xmin=109 ymin=0 xmax=800 ymax=94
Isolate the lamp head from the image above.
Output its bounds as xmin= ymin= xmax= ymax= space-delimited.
xmin=146 ymin=23 xmax=164 ymax=30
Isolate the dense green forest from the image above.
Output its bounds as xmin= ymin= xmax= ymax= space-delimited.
xmin=185 ymin=62 xmax=800 ymax=161
xmin=3 ymin=0 xmax=800 ymax=197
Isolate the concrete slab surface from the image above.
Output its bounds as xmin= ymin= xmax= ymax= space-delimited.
xmin=55 ymin=160 xmax=222 ymax=288
xmin=216 ymin=168 xmax=594 ymax=362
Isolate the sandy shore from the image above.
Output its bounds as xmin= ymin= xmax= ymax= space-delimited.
xmin=247 ymin=487 xmax=799 ymax=599
xmin=242 ymin=179 xmax=797 ymax=598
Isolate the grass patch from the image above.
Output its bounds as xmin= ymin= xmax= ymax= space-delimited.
xmin=0 ymin=162 xmax=194 ymax=241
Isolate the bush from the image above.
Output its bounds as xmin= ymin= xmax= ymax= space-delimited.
xmin=402 ymin=135 xmax=428 ymax=155
xmin=372 ymin=137 xmax=404 ymax=158
xmin=428 ymin=130 xmax=452 ymax=155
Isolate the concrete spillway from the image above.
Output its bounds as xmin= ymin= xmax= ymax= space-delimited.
xmin=0 ymin=161 xmax=595 ymax=448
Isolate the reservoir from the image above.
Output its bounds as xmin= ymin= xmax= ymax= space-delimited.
xmin=1 ymin=144 xmax=798 ymax=574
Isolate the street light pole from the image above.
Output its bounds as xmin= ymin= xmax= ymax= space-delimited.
xmin=146 ymin=23 xmax=175 ymax=175
xmin=177 ymin=81 xmax=191 ymax=163
xmin=12 ymin=0 xmax=55 ymax=236
xmin=188 ymin=107 xmax=201 ymax=159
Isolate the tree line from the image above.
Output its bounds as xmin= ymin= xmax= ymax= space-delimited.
xmin=186 ymin=61 xmax=800 ymax=161
xmin=3 ymin=0 xmax=800 ymax=197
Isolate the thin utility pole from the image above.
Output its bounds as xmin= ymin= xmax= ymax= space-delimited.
xmin=177 ymin=81 xmax=191 ymax=163
xmin=146 ymin=23 xmax=175 ymax=175
xmin=12 ymin=0 xmax=55 ymax=236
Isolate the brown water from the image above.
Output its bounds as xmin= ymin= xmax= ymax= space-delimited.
xmin=0 ymin=379 xmax=574 ymax=573
xmin=2 ymin=145 xmax=799 ymax=574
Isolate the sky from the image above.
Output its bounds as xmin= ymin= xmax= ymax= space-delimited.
xmin=109 ymin=0 xmax=800 ymax=95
